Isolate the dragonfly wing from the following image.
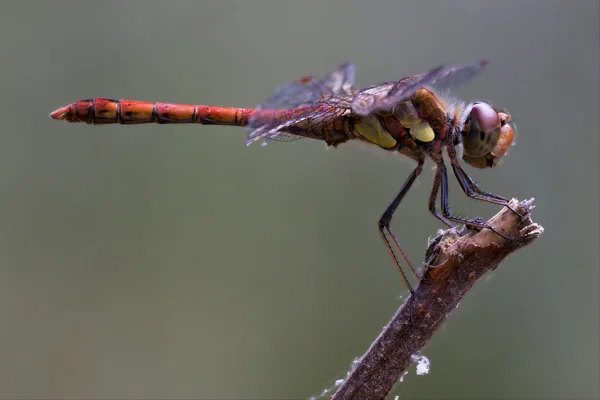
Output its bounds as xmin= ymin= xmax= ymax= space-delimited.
xmin=255 ymin=62 xmax=358 ymax=110
xmin=323 ymin=62 xmax=356 ymax=95
xmin=247 ymin=70 xmax=334 ymax=142
xmin=351 ymin=61 xmax=489 ymax=116
xmin=257 ymin=77 xmax=331 ymax=110
xmin=245 ymin=114 xmax=312 ymax=145
xmin=247 ymin=63 xmax=356 ymax=144
xmin=427 ymin=60 xmax=489 ymax=92
xmin=245 ymin=104 xmax=349 ymax=146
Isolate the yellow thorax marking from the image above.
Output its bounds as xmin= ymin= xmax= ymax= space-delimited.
xmin=354 ymin=115 xmax=397 ymax=149
xmin=403 ymin=120 xmax=435 ymax=143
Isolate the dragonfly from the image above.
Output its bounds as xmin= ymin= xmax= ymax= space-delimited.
xmin=50 ymin=61 xmax=517 ymax=293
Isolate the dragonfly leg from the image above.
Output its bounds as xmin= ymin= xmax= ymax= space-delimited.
xmin=450 ymin=161 xmax=524 ymax=218
xmin=378 ymin=157 xmax=425 ymax=293
xmin=436 ymin=159 xmax=511 ymax=240
xmin=428 ymin=166 xmax=454 ymax=228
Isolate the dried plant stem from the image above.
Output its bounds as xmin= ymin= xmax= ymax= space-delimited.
xmin=331 ymin=198 xmax=543 ymax=400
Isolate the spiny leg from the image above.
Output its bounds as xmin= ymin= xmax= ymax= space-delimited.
xmin=378 ymin=157 xmax=425 ymax=293
xmin=437 ymin=159 xmax=511 ymax=240
xmin=453 ymin=164 xmax=507 ymax=202
xmin=428 ymin=165 xmax=454 ymax=228
xmin=450 ymin=160 xmax=523 ymax=218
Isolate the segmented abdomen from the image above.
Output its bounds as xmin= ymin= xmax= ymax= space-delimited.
xmin=50 ymin=98 xmax=258 ymax=126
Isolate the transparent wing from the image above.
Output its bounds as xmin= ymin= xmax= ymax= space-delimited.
xmin=322 ymin=62 xmax=356 ymax=95
xmin=246 ymin=63 xmax=355 ymax=144
xmin=352 ymin=61 xmax=489 ymax=116
xmin=257 ymin=77 xmax=331 ymax=111
xmin=245 ymin=103 xmax=349 ymax=146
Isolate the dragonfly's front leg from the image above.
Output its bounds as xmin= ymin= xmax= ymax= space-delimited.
xmin=444 ymin=143 xmax=522 ymax=217
xmin=450 ymin=161 xmax=523 ymax=217
xmin=436 ymin=159 xmax=511 ymax=240
xmin=378 ymin=157 xmax=425 ymax=293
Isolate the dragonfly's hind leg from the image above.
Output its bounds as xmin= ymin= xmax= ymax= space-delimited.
xmin=378 ymin=157 xmax=425 ymax=293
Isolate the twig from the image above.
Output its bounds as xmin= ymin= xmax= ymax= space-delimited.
xmin=331 ymin=198 xmax=544 ymax=400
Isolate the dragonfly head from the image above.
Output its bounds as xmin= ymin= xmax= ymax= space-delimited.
xmin=460 ymin=102 xmax=515 ymax=168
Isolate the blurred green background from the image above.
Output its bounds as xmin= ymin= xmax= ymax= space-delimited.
xmin=1 ymin=1 xmax=598 ymax=399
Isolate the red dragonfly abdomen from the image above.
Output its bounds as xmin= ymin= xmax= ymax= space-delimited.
xmin=50 ymin=98 xmax=262 ymax=126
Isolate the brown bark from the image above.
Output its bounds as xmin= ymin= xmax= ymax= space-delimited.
xmin=331 ymin=198 xmax=543 ymax=400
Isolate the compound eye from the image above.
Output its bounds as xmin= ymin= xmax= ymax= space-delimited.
xmin=472 ymin=102 xmax=500 ymax=134
xmin=462 ymin=106 xmax=516 ymax=169
xmin=462 ymin=103 xmax=501 ymax=158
